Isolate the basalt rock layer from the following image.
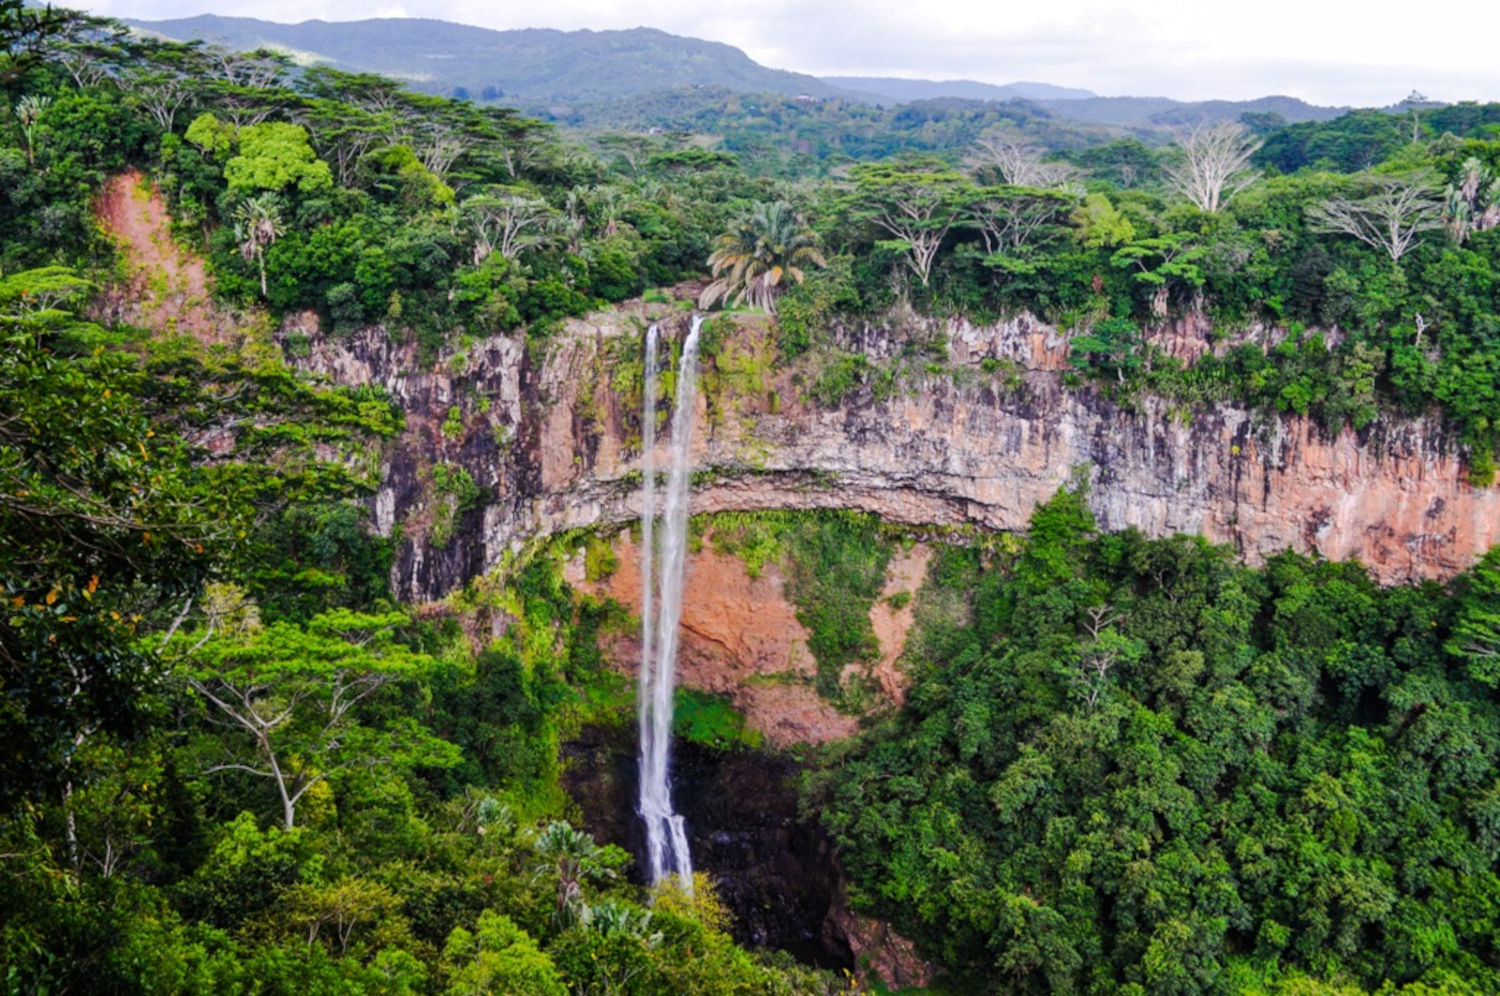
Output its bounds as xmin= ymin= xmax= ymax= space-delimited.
xmin=289 ymin=308 xmax=1500 ymax=603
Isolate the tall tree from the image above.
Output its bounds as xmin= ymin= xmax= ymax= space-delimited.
xmin=969 ymin=127 xmax=1078 ymax=188
xmin=0 ymin=268 xmax=231 ymax=805
xmin=119 ymin=38 xmax=208 ymax=132
xmin=846 ymin=161 xmax=971 ymax=288
xmin=462 ymin=188 xmax=554 ymax=263
xmin=178 ymin=609 xmax=459 ymax=830
xmin=1110 ymin=232 xmax=1208 ymax=319
xmin=1443 ymin=156 xmax=1500 ymax=244
xmin=13 ymin=92 xmax=48 ymax=166
xmin=0 ymin=0 xmax=69 ymax=89
xmin=1308 ymin=174 xmax=1444 ymax=263
xmin=698 ymin=200 xmax=826 ymax=314
xmin=1164 ymin=122 xmax=1261 ymax=213
xmin=968 ymin=186 xmax=1077 ymax=257
xmin=233 ymin=194 xmax=284 ymax=298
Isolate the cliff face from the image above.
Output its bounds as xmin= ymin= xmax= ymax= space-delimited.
xmin=561 ymin=532 xmax=930 ymax=747
xmin=290 ymin=309 xmax=1500 ymax=603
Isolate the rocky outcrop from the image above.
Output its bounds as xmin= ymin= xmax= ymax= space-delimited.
xmin=824 ymin=882 xmax=935 ymax=990
xmin=562 ymin=532 xmax=933 ymax=746
xmin=288 ymin=308 xmax=1500 ymax=603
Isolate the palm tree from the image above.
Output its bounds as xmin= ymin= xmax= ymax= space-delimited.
xmin=698 ymin=201 xmax=826 ymax=315
xmin=15 ymin=94 xmax=50 ymax=166
xmin=232 ymin=194 xmax=284 ymax=298
xmin=532 ymin=820 xmax=613 ymax=921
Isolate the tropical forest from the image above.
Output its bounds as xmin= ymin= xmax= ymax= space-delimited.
xmin=8 ymin=2 xmax=1500 ymax=993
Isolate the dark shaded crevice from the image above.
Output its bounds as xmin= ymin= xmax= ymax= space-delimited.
xmin=561 ymin=723 xmax=854 ymax=970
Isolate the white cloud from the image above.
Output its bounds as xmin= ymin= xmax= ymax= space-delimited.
xmin=82 ymin=0 xmax=1500 ymax=106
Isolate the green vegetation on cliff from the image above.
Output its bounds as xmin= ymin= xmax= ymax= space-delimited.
xmin=9 ymin=4 xmax=1500 ymax=992
xmin=819 ymin=488 xmax=1500 ymax=993
xmin=12 ymin=4 xmax=1500 ymax=468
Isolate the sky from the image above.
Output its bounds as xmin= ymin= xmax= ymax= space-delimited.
xmin=82 ymin=0 xmax=1500 ymax=107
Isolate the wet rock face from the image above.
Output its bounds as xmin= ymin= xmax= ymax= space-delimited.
xmin=563 ymin=534 xmax=867 ymax=747
xmin=289 ymin=310 xmax=1500 ymax=602
xmin=673 ymin=740 xmax=850 ymax=966
xmin=560 ymin=724 xmax=853 ymax=969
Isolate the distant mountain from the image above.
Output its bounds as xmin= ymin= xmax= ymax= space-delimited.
xmin=124 ymin=14 xmax=860 ymax=104
xmin=126 ymin=14 xmax=1350 ymax=131
xmin=824 ymin=77 xmax=1095 ymax=103
xmin=1030 ymin=94 xmax=1348 ymax=127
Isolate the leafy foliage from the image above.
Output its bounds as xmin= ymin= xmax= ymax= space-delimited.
xmin=10 ymin=15 xmax=1500 ymax=994
xmin=820 ymin=490 xmax=1500 ymax=993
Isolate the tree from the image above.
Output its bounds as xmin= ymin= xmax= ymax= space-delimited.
xmin=1401 ymin=89 xmax=1439 ymax=143
xmin=1164 ymin=122 xmax=1261 ymax=213
xmin=846 ymin=161 xmax=971 ymax=288
xmin=1443 ymin=156 xmax=1500 ymax=244
xmin=53 ymin=14 xmax=132 ymax=89
xmin=223 ymin=121 xmax=334 ymax=196
xmin=184 ymin=111 xmax=235 ymax=159
xmin=1064 ymin=605 xmax=1144 ymax=708
xmin=697 ymin=200 xmax=826 ymax=314
xmin=202 ymin=46 xmax=294 ymax=128
xmin=297 ymin=98 xmax=388 ymax=188
xmin=284 ymin=877 xmax=405 ymax=955
xmin=1071 ymin=192 xmax=1136 ymax=249
xmin=442 ymin=912 xmax=566 ymax=996
xmin=968 ymin=185 xmax=1077 ymax=257
xmin=531 ymin=820 xmax=621 ymax=921
xmin=969 ymin=127 xmax=1078 ymax=188
xmin=0 ymin=0 xmax=70 ymax=88
xmin=0 ymin=258 xmax=397 ymax=810
xmin=461 ymin=188 xmax=553 ymax=264
xmin=1448 ymin=548 xmax=1500 ymax=686
xmin=13 ymin=93 xmax=47 ymax=166
xmin=233 ymin=194 xmax=284 ymax=298
xmin=564 ymin=901 xmax=664 ymax=995
xmin=1308 ymin=174 xmax=1443 ymax=263
xmin=1069 ymin=316 xmax=1146 ymax=383
xmin=118 ymin=38 xmax=207 ymax=132
xmin=1111 ymin=232 xmax=1208 ymax=319
xmin=178 ymin=609 xmax=460 ymax=829
xmin=1 ymin=269 xmax=231 ymax=807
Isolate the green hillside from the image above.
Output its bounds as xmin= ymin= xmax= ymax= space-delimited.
xmin=127 ymin=12 xmax=1348 ymax=134
xmin=125 ymin=14 xmax=857 ymax=103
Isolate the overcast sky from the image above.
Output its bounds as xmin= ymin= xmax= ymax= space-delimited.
xmin=82 ymin=0 xmax=1500 ymax=107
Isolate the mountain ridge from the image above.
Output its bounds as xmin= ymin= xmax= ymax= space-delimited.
xmin=124 ymin=14 xmax=863 ymax=102
xmin=126 ymin=12 xmax=1348 ymax=127
xmin=824 ymin=76 xmax=1097 ymax=103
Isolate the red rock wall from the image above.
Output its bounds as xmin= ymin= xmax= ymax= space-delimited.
xmin=290 ymin=310 xmax=1500 ymax=601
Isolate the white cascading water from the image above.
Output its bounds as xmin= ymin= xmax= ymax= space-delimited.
xmin=638 ymin=316 xmax=702 ymax=892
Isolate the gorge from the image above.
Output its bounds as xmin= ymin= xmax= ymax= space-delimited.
xmin=15 ymin=15 xmax=1500 ymax=988
xmin=282 ymin=305 xmax=1500 ymax=982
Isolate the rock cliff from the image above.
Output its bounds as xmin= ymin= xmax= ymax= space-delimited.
xmin=289 ymin=308 xmax=1500 ymax=603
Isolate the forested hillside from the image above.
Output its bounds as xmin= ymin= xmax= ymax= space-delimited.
xmin=124 ymin=15 xmax=858 ymax=106
xmin=6 ymin=2 xmax=1500 ymax=992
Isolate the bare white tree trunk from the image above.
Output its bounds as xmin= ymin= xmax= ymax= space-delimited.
xmin=1164 ymin=122 xmax=1261 ymax=213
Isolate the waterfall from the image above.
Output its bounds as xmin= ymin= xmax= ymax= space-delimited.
xmin=638 ymin=316 xmax=701 ymax=892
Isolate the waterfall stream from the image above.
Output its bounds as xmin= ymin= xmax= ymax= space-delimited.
xmin=638 ymin=316 xmax=702 ymax=891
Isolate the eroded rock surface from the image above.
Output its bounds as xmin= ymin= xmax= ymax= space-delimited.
xmin=564 ymin=533 xmax=935 ymax=746
xmin=288 ymin=310 xmax=1500 ymax=603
